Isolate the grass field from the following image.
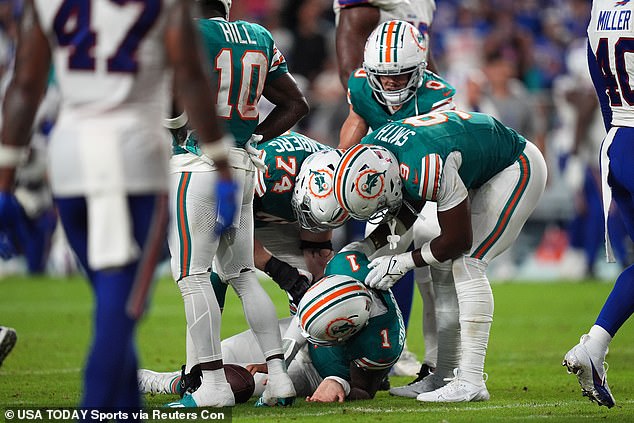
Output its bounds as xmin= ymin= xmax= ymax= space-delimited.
xmin=2 ymin=273 xmax=634 ymax=422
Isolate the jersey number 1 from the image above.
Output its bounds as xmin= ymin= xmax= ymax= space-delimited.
xmin=54 ymin=0 xmax=160 ymax=73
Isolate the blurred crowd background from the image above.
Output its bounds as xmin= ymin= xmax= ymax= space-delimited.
xmin=0 ymin=0 xmax=628 ymax=281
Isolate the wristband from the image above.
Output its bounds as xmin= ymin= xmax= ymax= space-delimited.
xmin=420 ymin=242 xmax=441 ymax=266
xmin=0 ymin=145 xmax=28 ymax=167
xmin=163 ymin=111 xmax=188 ymax=129
xmin=324 ymin=375 xmax=351 ymax=397
xmin=200 ymin=134 xmax=233 ymax=161
xmin=299 ymin=239 xmax=333 ymax=251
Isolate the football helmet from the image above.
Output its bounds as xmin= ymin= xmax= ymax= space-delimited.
xmin=297 ymin=274 xmax=372 ymax=346
xmin=291 ymin=149 xmax=350 ymax=232
xmin=199 ymin=0 xmax=231 ymax=19
xmin=363 ymin=20 xmax=427 ymax=107
xmin=334 ymin=144 xmax=402 ymax=224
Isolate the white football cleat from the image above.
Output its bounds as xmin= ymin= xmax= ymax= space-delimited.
xmin=389 ymin=346 xmax=421 ymax=377
xmin=563 ymin=334 xmax=615 ymax=408
xmin=256 ymin=373 xmax=296 ymax=407
xmin=416 ymin=369 xmax=490 ymax=402
xmin=138 ymin=369 xmax=181 ymax=395
xmin=166 ymin=382 xmax=235 ymax=408
xmin=389 ymin=372 xmax=447 ymax=398
xmin=0 ymin=327 xmax=17 ymax=367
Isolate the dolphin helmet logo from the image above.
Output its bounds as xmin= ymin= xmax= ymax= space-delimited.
xmin=355 ymin=169 xmax=386 ymax=199
xmin=308 ymin=168 xmax=333 ymax=199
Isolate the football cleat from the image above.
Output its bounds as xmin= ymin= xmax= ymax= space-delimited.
xmin=255 ymin=373 xmax=296 ymax=407
xmin=563 ymin=334 xmax=615 ymax=408
xmin=389 ymin=347 xmax=421 ymax=377
xmin=165 ymin=383 xmax=235 ymax=408
xmin=389 ymin=371 xmax=446 ymax=398
xmin=416 ymin=369 xmax=490 ymax=402
xmin=138 ymin=369 xmax=181 ymax=395
xmin=0 ymin=327 xmax=17 ymax=367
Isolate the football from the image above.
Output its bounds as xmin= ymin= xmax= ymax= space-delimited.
xmin=223 ymin=364 xmax=255 ymax=403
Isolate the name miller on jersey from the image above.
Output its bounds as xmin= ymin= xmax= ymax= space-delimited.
xmin=218 ymin=21 xmax=256 ymax=45
xmin=596 ymin=9 xmax=632 ymax=31
xmin=373 ymin=124 xmax=417 ymax=147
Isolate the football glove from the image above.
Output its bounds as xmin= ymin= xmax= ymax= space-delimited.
xmin=245 ymin=134 xmax=266 ymax=172
xmin=0 ymin=192 xmax=30 ymax=259
xmin=366 ymin=252 xmax=417 ymax=290
xmin=214 ymin=178 xmax=238 ymax=236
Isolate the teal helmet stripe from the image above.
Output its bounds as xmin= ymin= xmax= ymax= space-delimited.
xmin=303 ymin=291 xmax=373 ymax=335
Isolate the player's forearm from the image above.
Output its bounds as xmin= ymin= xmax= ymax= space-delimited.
xmin=255 ymin=97 xmax=308 ymax=141
xmin=336 ymin=6 xmax=380 ymax=89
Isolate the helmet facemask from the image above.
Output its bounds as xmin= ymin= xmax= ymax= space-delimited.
xmin=363 ymin=20 xmax=428 ymax=108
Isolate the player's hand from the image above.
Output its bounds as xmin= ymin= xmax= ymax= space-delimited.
xmin=340 ymin=239 xmax=376 ymax=257
xmin=366 ymin=253 xmax=416 ymax=290
xmin=246 ymin=363 xmax=268 ymax=375
xmin=306 ymin=379 xmax=346 ymax=403
xmin=287 ymin=269 xmax=313 ymax=305
xmin=214 ymin=178 xmax=238 ymax=236
xmin=245 ymin=134 xmax=266 ymax=172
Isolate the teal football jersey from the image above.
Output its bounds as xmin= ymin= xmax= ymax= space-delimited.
xmin=254 ymin=132 xmax=331 ymax=227
xmin=347 ymin=68 xmax=455 ymax=130
xmin=309 ymin=251 xmax=405 ymax=379
xmin=174 ymin=18 xmax=289 ymax=155
xmin=361 ymin=110 xmax=527 ymax=202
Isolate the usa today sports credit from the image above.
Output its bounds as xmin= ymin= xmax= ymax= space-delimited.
xmin=4 ymin=408 xmax=231 ymax=422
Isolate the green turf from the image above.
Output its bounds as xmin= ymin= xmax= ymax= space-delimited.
xmin=1 ymin=274 xmax=633 ymax=422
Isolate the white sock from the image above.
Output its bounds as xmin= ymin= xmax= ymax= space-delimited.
xmin=229 ymin=270 xmax=283 ymax=357
xmin=587 ymin=325 xmax=612 ymax=358
xmin=267 ymin=358 xmax=286 ymax=376
xmin=453 ymin=257 xmax=493 ymax=386
xmin=416 ymin=266 xmax=437 ymax=368
xmin=431 ymin=262 xmax=460 ymax=379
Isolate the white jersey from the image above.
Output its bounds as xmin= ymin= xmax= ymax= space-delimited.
xmin=34 ymin=0 xmax=175 ymax=195
xmin=334 ymin=0 xmax=435 ymax=53
xmin=588 ymin=0 xmax=634 ymax=127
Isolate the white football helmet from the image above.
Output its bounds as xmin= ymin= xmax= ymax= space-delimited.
xmin=297 ymin=275 xmax=372 ymax=346
xmin=363 ymin=20 xmax=427 ymax=107
xmin=334 ymin=144 xmax=402 ymax=224
xmin=291 ymin=149 xmax=350 ymax=232
xmin=199 ymin=0 xmax=231 ymax=19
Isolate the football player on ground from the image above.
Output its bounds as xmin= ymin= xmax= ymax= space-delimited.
xmin=166 ymin=0 xmax=308 ymax=408
xmin=139 ymin=249 xmax=404 ymax=403
xmin=563 ymin=0 xmax=634 ymax=408
xmin=340 ymin=20 xmax=457 ymax=384
xmin=333 ymin=110 xmax=547 ymax=402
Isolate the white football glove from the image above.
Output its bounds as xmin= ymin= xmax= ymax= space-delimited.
xmin=366 ymin=252 xmax=417 ymax=290
xmin=245 ymin=134 xmax=267 ymax=172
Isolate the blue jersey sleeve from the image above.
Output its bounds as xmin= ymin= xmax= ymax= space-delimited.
xmin=587 ymin=39 xmax=612 ymax=131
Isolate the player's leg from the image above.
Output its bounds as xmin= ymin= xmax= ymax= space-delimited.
xmin=57 ymin=194 xmax=167 ymax=414
xmin=167 ymin=170 xmax=233 ymax=407
xmin=215 ymin=164 xmax=295 ymax=406
xmin=418 ymin=141 xmax=547 ymax=403
xmin=564 ymin=127 xmax=634 ymax=408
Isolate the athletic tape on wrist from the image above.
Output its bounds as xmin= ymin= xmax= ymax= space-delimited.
xmin=200 ymin=134 xmax=233 ymax=161
xmin=0 ymin=145 xmax=28 ymax=167
xmin=163 ymin=111 xmax=188 ymax=129
xmin=420 ymin=242 xmax=441 ymax=266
